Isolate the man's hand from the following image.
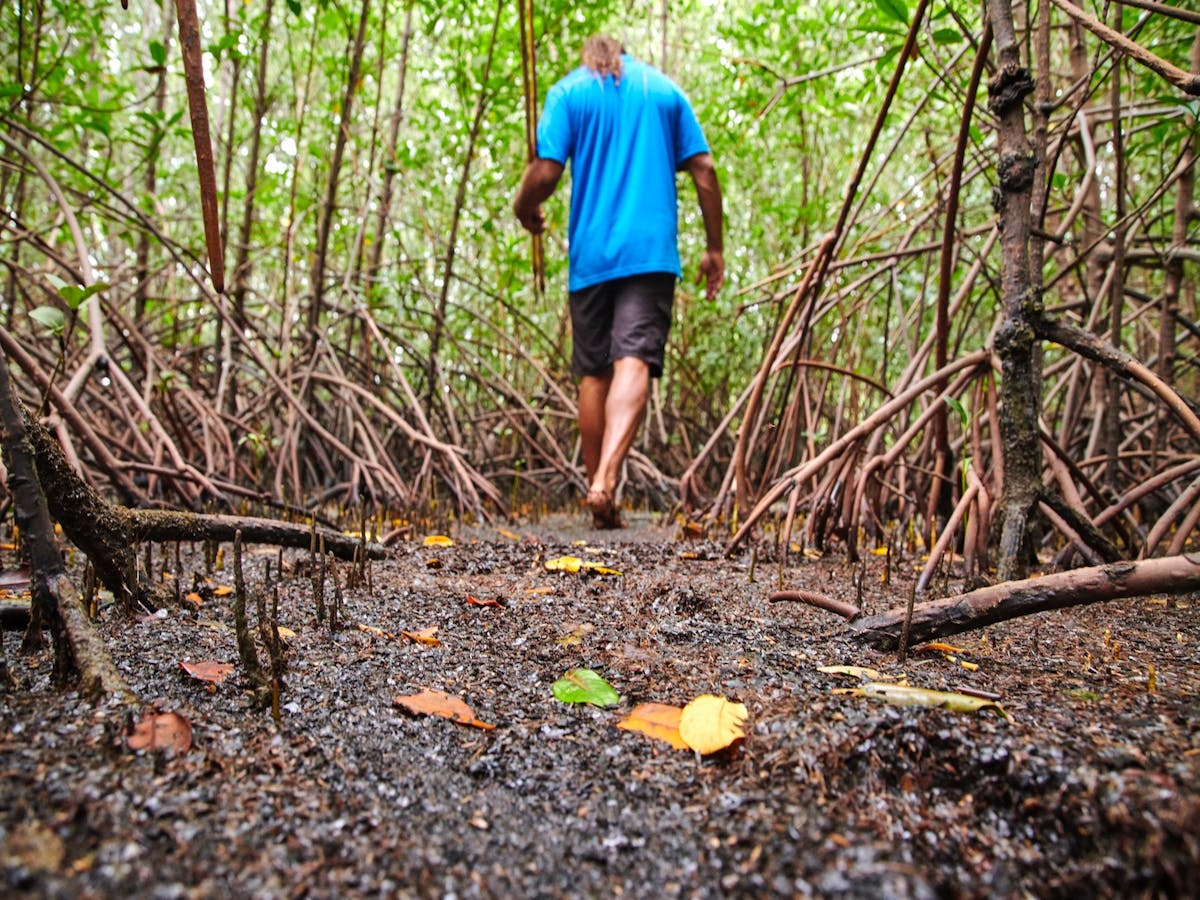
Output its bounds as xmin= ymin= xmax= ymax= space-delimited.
xmin=697 ymin=249 xmax=725 ymax=300
xmin=514 ymin=158 xmax=565 ymax=236
xmin=516 ymin=205 xmax=546 ymax=235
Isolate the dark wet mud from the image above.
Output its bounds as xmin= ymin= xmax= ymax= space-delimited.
xmin=2 ymin=511 xmax=1198 ymax=897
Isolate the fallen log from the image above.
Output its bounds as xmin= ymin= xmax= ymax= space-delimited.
xmin=22 ymin=409 xmax=385 ymax=605
xmin=849 ymin=554 xmax=1200 ymax=649
xmin=1 ymin=350 xmax=136 ymax=702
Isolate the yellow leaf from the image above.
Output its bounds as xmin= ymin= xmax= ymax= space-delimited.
xmin=423 ymin=534 xmax=454 ymax=547
xmin=678 ymin=694 xmax=748 ymax=755
xmin=184 ymin=591 xmax=204 ymax=606
xmin=617 ymin=703 xmax=689 ymax=750
xmin=545 ymin=556 xmax=583 ymax=573
xmin=525 ymin=587 xmax=555 ymax=596
xmin=845 ymin=682 xmax=1009 ymax=718
xmin=212 ymin=585 xmax=234 ymax=597
xmin=583 ymin=561 xmax=622 ymax=576
xmin=556 ymin=623 xmax=595 ymax=646
xmin=393 ymin=689 xmax=495 ymax=730
xmin=277 ymin=626 xmax=297 ymax=640
xmin=545 ymin=556 xmax=622 ymax=577
xmin=817 ymin=665 xmax=886 ymax=681
xmin=870 ymin=546 xmax=890 ymax=556
xmin=802 ymin=548 xmax=821 ymax=559
xmin=401 ymin=626 xmax=440 ymax=647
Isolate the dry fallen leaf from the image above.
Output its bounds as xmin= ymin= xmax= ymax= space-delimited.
xmin=127 ymin=711 xmax=193 ymax=752
xmin=544 ymin=556 xmax=622 ymax=576
xmin=401 ymin=626 xmax=441 ymax=646
xmin=616 ymin=703 xmax=689 ymax=750
xmin=212 ymin=585 xmax=233 ymax=597
xmin=423 ymin=534 xmax=454 ymax=547
xmin=556 ymin=623 xmax=595 ymax=646
xmin=918 ymin=641 xmax=969 ymax=654
xmin=678 ymin=694 xmax=748 ymax=755
xmin=817 ymin=665 xmax=886 ymax=681
xmin=179 ymin=660 xmax=234 ymax=684
xmin=466 ymin=594 xmax=503 ymax=608
xmin=393 ymin=689 xmax=495 ymax=730
xmin=841 ymin=682 xmax=1010 ymax=719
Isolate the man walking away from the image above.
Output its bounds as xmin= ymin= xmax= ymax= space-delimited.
xmin=514 ymin=35 xmax=724 ymax=529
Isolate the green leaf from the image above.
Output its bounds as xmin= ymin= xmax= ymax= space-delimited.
xmin=0 ymin=83 xmax=23 ymax=99
xmin=874 ymin=0 xmax=909 ymax=25
xmin=287 ymin=0 xmax=302 ymax=15
xmin=932 ymin=28 xmax=962 ymax=45
xmin=943 ymin=395 xmax=969 ymax=430
xmin=29 ymin=306 xmax=65 ymax=334
xmin=552 ymin=668 xmax=619 ymax=708
xmin=149 ymin=40 xmax=167 ymax=66
xmin=58 ymin=282 xmax=107 ymax=310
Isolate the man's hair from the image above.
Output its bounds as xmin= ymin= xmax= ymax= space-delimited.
xmin=581 ymin=34 xmax=623 ymax=81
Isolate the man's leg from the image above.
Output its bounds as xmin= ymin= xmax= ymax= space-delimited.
xmin=578 ymin=372 xmax=612 ymax=488
xmin=589 ymin=356 xmax=650 ymax=498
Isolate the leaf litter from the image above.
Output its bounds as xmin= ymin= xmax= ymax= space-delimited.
xmin=2 ymin=513 xmax=1198 ymax=896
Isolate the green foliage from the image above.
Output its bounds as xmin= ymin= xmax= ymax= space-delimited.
xmin=4 ymin=0 xmax=1197 ymax=509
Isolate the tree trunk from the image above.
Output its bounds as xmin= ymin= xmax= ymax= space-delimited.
xmin=308 ymin=0 xmax=371 ymax=333
xmin=224 ymin=0 xmax=277 ymax=416
xmin=134 ymin=0 xmax=175 ymax=323
xmin=367 ymin=3 xmax=414 ymax=294
xmin=985 ymin=0 xmax=1042 ymax=580
xmin=1103 ymin=10 xmax=1128 ymax=486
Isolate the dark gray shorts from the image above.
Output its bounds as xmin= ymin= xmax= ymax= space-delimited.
xmin=569 ymin=273 xmax=675 ymax=378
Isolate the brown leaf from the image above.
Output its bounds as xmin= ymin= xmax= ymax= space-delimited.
xmin=466 ymin=594 xmax=503 ymax=608
xmin=400 ymin=626 xmax=441 ymax=646
xmin=616 ymin=702 xmax=689 ymax=750
xmin=179 ymin=660 xmax=234 ymax=684
xmin=393 ymin=689 xmax=495 ymax=730
xmin=127 ymin=711 xmax=192 ymax=752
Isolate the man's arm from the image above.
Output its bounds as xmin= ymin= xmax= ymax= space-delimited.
xmin=684 ymin=152 xmax=725 ymax=300
xmin=513 ymin=158 xmax=565 ymax=235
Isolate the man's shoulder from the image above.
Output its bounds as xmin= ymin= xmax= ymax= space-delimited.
xmin=549 ymin=65 xmax=599 ymax=95
xmin=623 ymin=57 xmax=689 ymax=101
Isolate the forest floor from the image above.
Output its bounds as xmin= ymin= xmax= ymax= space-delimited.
xmin=1 ymin=509 xmax=1198 ymax=898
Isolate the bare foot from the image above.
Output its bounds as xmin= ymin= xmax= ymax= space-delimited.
xmin=586 ymin=489 xmax=623 ymax=530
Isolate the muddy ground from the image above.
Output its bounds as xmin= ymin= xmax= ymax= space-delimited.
xmin=1 ymin=511 xmax=1198 ymax=897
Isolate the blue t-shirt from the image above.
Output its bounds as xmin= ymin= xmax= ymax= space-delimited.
xmin=536 ymin=55 xmax=709 ymax=291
